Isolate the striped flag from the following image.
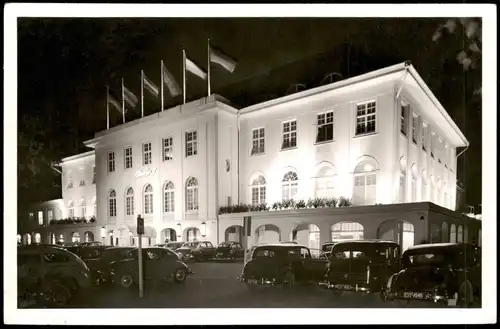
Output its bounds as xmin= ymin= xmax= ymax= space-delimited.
xmin=143 ymin=72 xmax=159 ymax=98
xmin=210 ymin=46 xmax=237 ymax=73
xmin=185 ymin=55 xmax=207 ymax=80
xmin=124 ymin=86 xmax=138 ymax=108
xmin=162 ymin=61 xmax=181 ymax=97
xmin=108 ymin=93 xmax=121 ymax=113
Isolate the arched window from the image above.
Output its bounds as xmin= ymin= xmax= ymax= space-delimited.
xmin=450 ymin=224 xmax=457 ymax=243
xmin=68 ymin=200 xmax=75 ymax=218
xmin=79 ymin=198 xmax=86 ymax=218
xmin=84 ymin=231 xmax=94 ymax=242
xmin=186 ymin=177 xmax=199 ymax=211
xmin=251 ymin=175 xmax=266 ymax=206
xmin=399 ymin=157 xmax=406 ymax=203
xmin=353 ymin=158 xmax=378 ymax=205
xmin=331 ymin=222 xmax=364 ymax=241
xmin=108 ymin=190 xmax=117 ymax=217
xmin=411 ymin=164 xmax=417 ymax=202
xmin=72 ymin=232 xmax=80 ymax=243
xmin=282 ymin=171 xmax=298 ymax=201
xmin=315 ymin=165 xmax=335 ymax=198
xmin=457 ymin=225 xmax=463 ymax=243
xmin=125 ymin=187 xmax=134 ymax=216
xmin=143 ymin=184 xmax=153 ymax=214
xmin=421 ymin=169 xmax=428 ymax=201
xmin=164 ymin=181 xmax=175 ymax=213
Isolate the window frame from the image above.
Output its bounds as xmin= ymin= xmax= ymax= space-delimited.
xmin=251 ymin=175 xmax=266 ymax=206
xmin=143 ymin=184 xmax=154 ymax=215
xmin=164 ymin=181 xmax=175 ymax=213
xmin=412 ymin=114 xmax=418 ymax=145
xmin=162 ymin=137 xmax=174 ymax=161
xmin=186 ymin=177 xmax=199 ymax=212
xmin=142 ymin=142 xmax=152 ymax=166
xmin=400 ymin=103 xmax=408 ymax=136
xmin=107 ymin=151 xmax=116 ymax=173
xmin=185 ymin=130 xmax=198 ymax=157
xmin=421 ymin=122 xmax=428 ymax=153
xmin=355 ymin=100 xmax=377 ymax=136
xmin=316 ymin=110 xmax=335 ymax=144
xmin=281 ymin=171 xmax=299 ymax=201
xmin=108 ymin=190 xmax=117 ymax=218
xmin=124 ymin=146 xmax=133 ymax=169
xmin=250 ymin=127 xmax=265 ymax=155
xmin=125 ymin=187 xmax=134 ymax=216
xmin=281 ymin=119 xmax=297 ymax=150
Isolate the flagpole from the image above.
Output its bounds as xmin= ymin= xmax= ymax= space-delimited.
xmin=141 ymin=70 xmax=144 ymax=118
xmin=207 ymin=38 xmax=211 ymax=97
xmin=160 ymin=60 xmax=164 ymax=111
xmin=121 ymin=78 xmax=125 ymax=124
xmin=106 ymin=86 xmax=110 ymax=129
xmin=182 ymin=49 xmax=186 ymax=104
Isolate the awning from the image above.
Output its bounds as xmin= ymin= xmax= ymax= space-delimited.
xmin=127 ymin=225 xmax=157 ymax=237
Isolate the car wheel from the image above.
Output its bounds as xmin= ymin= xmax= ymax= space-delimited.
xmin=42 ymin=282 xmax=71 ymax=307
xmin=174 ymin=268 xmax=187 ymax=284
xmin=458 ymin=280 xmax=474 ymax=308
xmin=117 ymin=273 xmax=134 ymax=289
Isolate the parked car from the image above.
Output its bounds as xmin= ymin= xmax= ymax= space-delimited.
xmin=385 ymin=243 xmax=481 ymax=307
xmin=176 ymin=241 xmax=216 ymax=262
xmin=79 ymin=241 xmax=105 ymax=248
xmin=110 ymin=247 xmax=194 ymax=288
xmin=320 ymin=240 xmax=401 ymax=298
xmin=84 ymin=247 xmax=136 ymax=284
xmin=17 ymin=245 xmax=92 ymax=307
xmin=166 ymin=242 xmax=185 ymax=251
xmin=238 ymin=243 xmax=328 ymax=291
xmin=214 ymin=242 xmax=244 ymax=260
xmin=57 ymin=242 xmax=80 ymax=254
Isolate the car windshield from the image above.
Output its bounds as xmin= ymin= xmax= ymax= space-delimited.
xmin=331 ymin=244 xmax=394 ymax=261
xmin=183 ymin=242 xmax=199 ymax=248
xmin=218 ymin=242 xmax=231 ymax=247
xmin=403 ymin=252 xmax=447 ymax=268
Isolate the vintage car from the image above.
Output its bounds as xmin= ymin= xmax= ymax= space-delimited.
xmin=17 ymin=245 xmax=92 ymax=307
xmin=238 ymin=243 xmax=328 ymax=291
xmin=385 ymin=243 xmax=481 ymax=307
xmin=84 ymin=247 xmax=136 ymax=284
xmin=166 ymin=242 xmax=185 ymax=251
xmin=176 ymin=241 xmax=216 ymax=262
xmin=319 ymin=240 xmax=401 ymax=297
xmin=214 ymin=241 xmax=244 ymax=260
xmin=110 ymin=247 xmax=194 ymax=288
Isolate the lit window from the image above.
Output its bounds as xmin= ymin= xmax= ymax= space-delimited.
xmin=108 ymin=190 xmax=117 ymax=217
xmin=412 ymin=114 xmax=418 ymax=144
xmin=316 ymin=111 xmax=334 ymax=143
xmin=281 ymin=120 xmax=297 ymax=149
xmin=68 ymin=201 xmax=75 ymax=218
xmin=108 ymin=152 xmax=116 ymax=173
xmin=163 ymin=137 xmax=173 ymax=161
xmin=331 ymin=222 xmax=364 ymax=241
xmin=251 ymin=175 xmax=266 ymax=206
xmin=282 ymin=171 xmax=298 ymax=201
xmin=251 ymin=128 xmax=265 ymax=155
xmin=124 ymin=146 xmax=133 ymax=169
xmin=164 ymin=181 xmax=175 ymax=213
xmin=400 ymin=104 xmax=408 ymax=136
xmin=355 ymin=101 xmax=376 ymax=135
xmin=143 ymin=184 xmax=154 ymax=214
xmin=185 ymin=131 xmax=198 ymax=157
xmin=353 ymin=159 xmax=377 ymax=205
xmin=142 ymin=143 xmax=152 ymax=165
xmin=126 ymin=187 xmax=134 ymax=216
xmin=315 ymin=166 xmax=335 ymax=198
xmin=72 ymin=232 xmax=80 ymax=243
xmin=186 ymin=177 xmax=199 ymax=211
xmin=38 ymin=211 xmax=44 ymax=226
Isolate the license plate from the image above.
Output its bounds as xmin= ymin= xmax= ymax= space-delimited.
xmin=403 ymin=291 xmax=425 ymax=299
xmin=333 ymin=284 xmax=353 ymax=290
xmin=247 ymin=279 xmax=258 ymax=284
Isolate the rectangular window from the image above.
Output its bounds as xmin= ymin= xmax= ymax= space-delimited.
xmin=400 ymin=104 xmax=408 ymax=136
xmin=355 ymin=101 xmax=376 ymax=135
xmin=124 ymin=146 xmax=133 ymax=169
xmin=282 ymin=120 xmax=297 ymax=149
xmin=144 ymin=194 xmax=153 ymax=214
xmin=142 ymin=142 xmax=152 ymax=165
xmin=81 ymin=204 xmax=86 ymax=217
xmin=251 ymin=186 xmax=266 ymax=206
xmin=412 ymin=114 xmax=418 ymax=144
xmin=185 ymin=131 xmax=198 ymax=157
xmin=92 ymin=166 xmax=96 ymax=184
xmin=162 ymin=137 xmax=173 ymax=161
xmin=107 ymin=152 xmax=115 ymax=172
xmin=109 ymin=199 xmax=116 ymax=217
xmin=164 ymin=190 xmax=175 ymax=213
xmin=69 ymin=207 xmax=75 ymax=218
xmin=353 ymin=174 xmax=376 ymax=205
xmin=47 ymin=210 xmax=53 ymax=221
xmin=316 ymin=111 xmax=334 ymax=143
xmin=186 ymin=187 xmax=199 ymax=211
xmin=126 ymin=195 xmax=134 ymax=216
xmin=422 ymin=123 xmax=428 ymax=152
xmin=251 ymin=128 xmax=265 ymax=155
xmin=38 ymin=211 xmax=44 ymax=226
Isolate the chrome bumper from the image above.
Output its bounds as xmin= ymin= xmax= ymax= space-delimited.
xmin=318 ymin=281 xmax=372 ymax=293
xmin=238 ymin=276 xmax=276 ymax=286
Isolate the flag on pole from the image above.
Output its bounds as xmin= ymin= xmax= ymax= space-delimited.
xmin=124 ymin=86 xmax=138 ymax=108
xmin=161 ymin=61 xmax=181 ymax=97
xmin=143 ymin=72 xmax=159 ymax=98
xmin=185 ymin=54 xmax=207 ymax=80
xmin=210 ymin=46 xmax=237 ymax=73
xmin=108 ymin=92 xmax=121 ymax=113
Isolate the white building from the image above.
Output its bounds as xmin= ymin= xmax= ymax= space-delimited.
xmin=19 ymin=62 xmax=481 ymax=250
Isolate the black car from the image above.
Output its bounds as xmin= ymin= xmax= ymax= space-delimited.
xmin=176 ymin=241 xmax=216 ymax=262
xmin=238 ymin=243 xmax=328 ymax=291
xmin=321 ymin=241 xmax=340 ymax=259
xmin=320 ymin=240 xmax=401 ymax=298
xmin=385 ymin=243 xmax=481 ymax=307
xmin=214 ymin=242 xmax=244 ymax=260
xmin=84 ymin=247 xmax=136 ymax=284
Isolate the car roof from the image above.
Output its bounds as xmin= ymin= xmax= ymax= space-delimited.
xmin=405 ymin=243 xmax=478 ymax=252
xmin=333 ymin=239 xmax=398 ymax=245
xmin=255 ymin=243 xmax=308 ymax=248
xmin=18 ymin=245 xmax=72 ymax=254
xmin=104 ymin=246 xmax=136 ymax=250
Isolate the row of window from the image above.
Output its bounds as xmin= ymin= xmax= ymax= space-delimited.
xmin=250 ymin=100 xmax=376 ymax=156
xmin=107 ymin=131 xmax=198 ymax=173
xmin=107 ymin=177 xmax=199 ymax=217
xmin=400 ymin=103 xmax=453 ymax=167
xmin=66 ymin=167 xmax=96 ymax=189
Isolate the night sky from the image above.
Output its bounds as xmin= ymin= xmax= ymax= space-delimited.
xmin=17 ymin=18 xmax=482 ymax=210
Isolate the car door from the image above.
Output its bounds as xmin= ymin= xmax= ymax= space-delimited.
xmin=234 ymin=243 xmax=243 ymax=258
xmin=162 ymin=249 xmax=180 ymax=276
xmin=143 ymin=249 xmax=163 ymax=280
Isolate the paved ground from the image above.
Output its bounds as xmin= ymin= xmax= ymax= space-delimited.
xmin=67 ymin=262 xmax=480 ymax=308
